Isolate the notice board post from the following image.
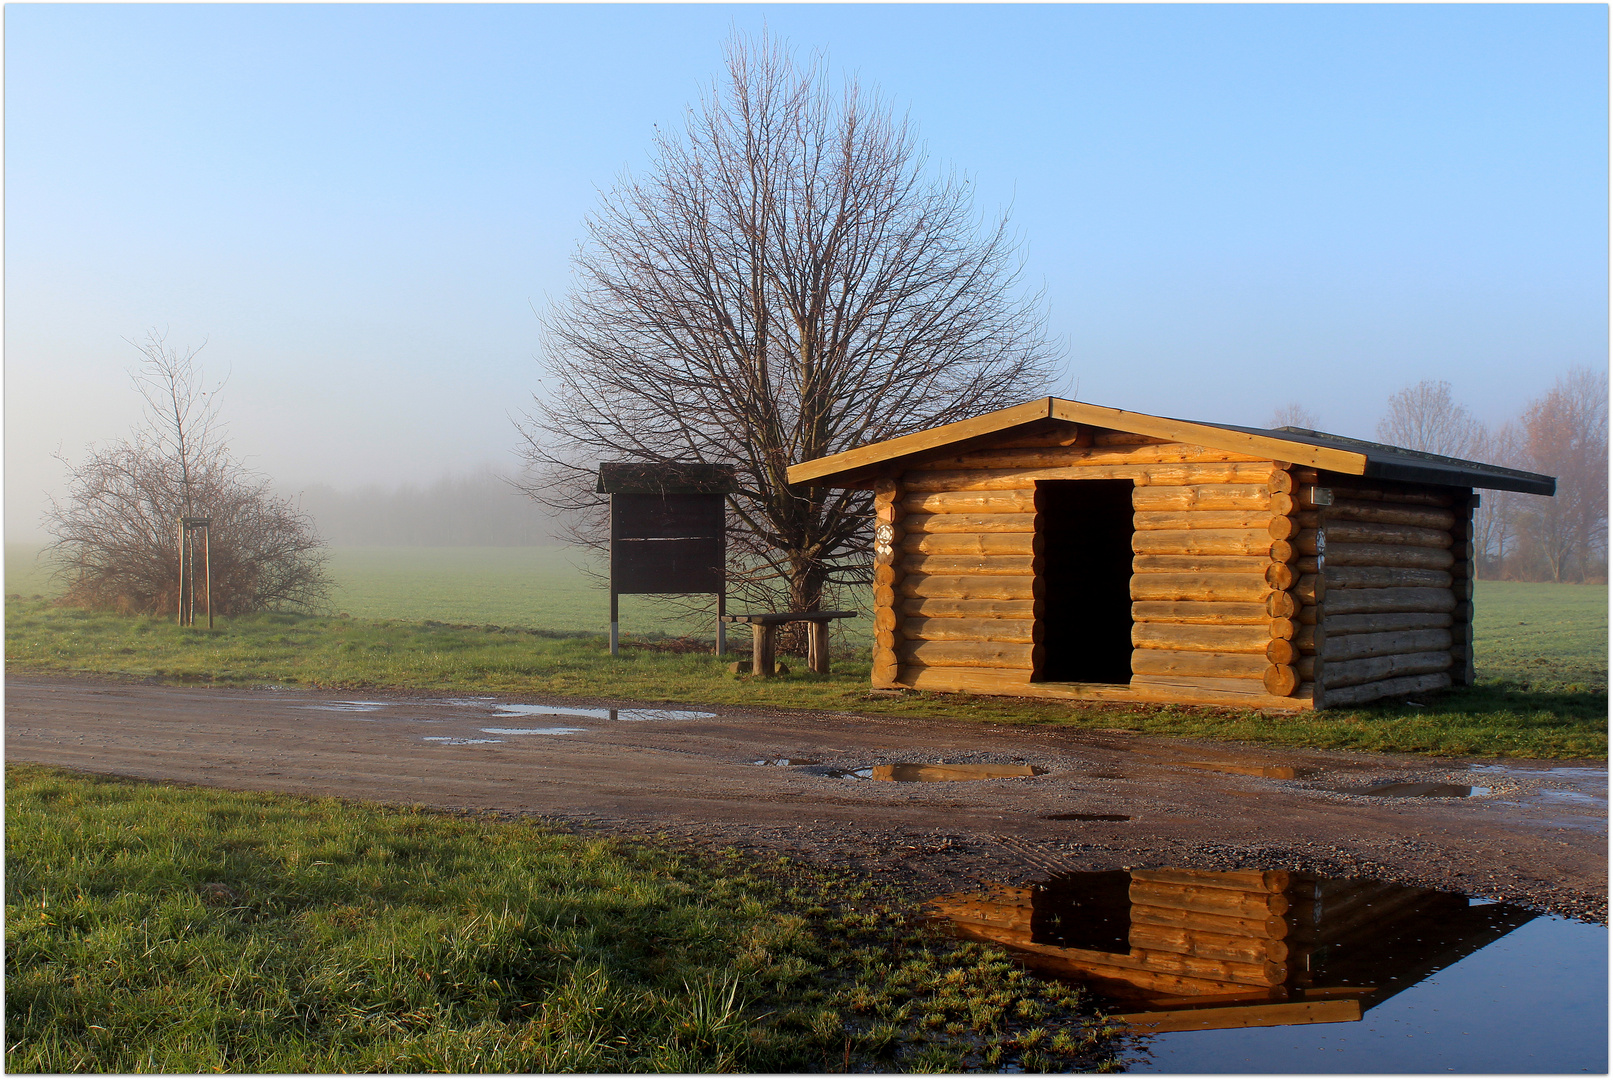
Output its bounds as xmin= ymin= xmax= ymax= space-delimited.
xmin=598 ymin=462 xmax=737 ymax=656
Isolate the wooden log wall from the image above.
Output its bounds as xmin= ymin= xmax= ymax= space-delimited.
xmin=1291 ymin=470 xmax=1465 ymax=706
xmin=883 ymin=430 xmax=1316 ymax=704
xmin=871 ymin=477 xmax=904 ymax=688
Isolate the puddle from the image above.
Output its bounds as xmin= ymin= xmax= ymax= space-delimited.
xmin=1337 ymin=781 xmax=1489 ymax=798
xmin=928 ymin=867 xmax=1606 ymax=1073
xmin=298 ymin=701 xmax=387 ymax=713
xmin=751 ymin=758 xmax=821 ymax=766
xmin=819 ymin=762 xmax=1046 ymax=782
xmin=421 ymin=736 xmax=504 ymax=745
xmin=446 ymin=699 xmax=715 ymax=723
xmin=1534 ymin=790 xmax=1605 ymax=807
xmin=1043 ymin=813 xmax=1132 ymax=822
xmin=479 ymin=727 xmax=588 ymax=736
xmin=1183 ymin=762 xmax=1318 ymax=780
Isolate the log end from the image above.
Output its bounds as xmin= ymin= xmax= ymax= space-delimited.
xmin=1263 ymin=664 xmax=1300 ymax=696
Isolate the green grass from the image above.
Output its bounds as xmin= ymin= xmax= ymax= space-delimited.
xmin=5 ymin=545 xmax=1605 ymax=758
xmin=5 ymin=764 xmax=1121 ymax=1073
xmin=6 ymin=543 xmax=871 ymax=644
xmin=1469 ymin=580 xmax=1608 ymax=690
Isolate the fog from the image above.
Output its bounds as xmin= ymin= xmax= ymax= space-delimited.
xmin=293 ymin=470 xmax=562 ymax=548
xmin=6 ymin=7 xmax=1604 ymax=547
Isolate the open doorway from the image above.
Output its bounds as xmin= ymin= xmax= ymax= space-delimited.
xmin=1035 ymin=479 xmax=1134 ymax=684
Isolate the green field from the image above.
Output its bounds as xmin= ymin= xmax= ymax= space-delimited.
xmin=6 ymin=544 xmax=868 ymax=644
xmin=5 ymin=764 xmax=1120 ymax=1072
xmin=8 ymin=543 xmax=1599 ymax=682
xmin=6 ymin=544 xmax=1605 ymax=758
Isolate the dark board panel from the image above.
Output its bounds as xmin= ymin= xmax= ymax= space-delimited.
xmin=611 ymin=493 xmax=725 ymax=541
xmin=611 ymin=537 xmax=725 ymax=594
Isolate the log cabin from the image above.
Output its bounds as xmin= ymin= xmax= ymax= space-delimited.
xmin=786 ymin=398 xmax=1555 ymax=710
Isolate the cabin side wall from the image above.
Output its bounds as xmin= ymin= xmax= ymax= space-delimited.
xmin=878 ymin=430 xmax=1306 ymax=705
xmin=1290 ymin=470 xmax=1470 ymax=707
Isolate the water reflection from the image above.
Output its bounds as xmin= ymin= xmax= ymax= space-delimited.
xmin=1182 ymin=762 xmax=1317 ymax=780
xmin=445 ymin=699 xmax=716 ymax=722
xmin=1044 ymin=813 xmax=1132 ymax=822
xmin=928 ymin=867 xmax=1539 ymax=1035
xmin=812 ymin=762 xmax=1046 ymax=782
xmin=1337 ymin=781 xmax=1488 ymax=798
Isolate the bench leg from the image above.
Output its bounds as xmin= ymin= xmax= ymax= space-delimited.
xmin=807 ymin=620 xmax=829 ymax=674
xmin=753 ymin=623 xmax=775 ymax=677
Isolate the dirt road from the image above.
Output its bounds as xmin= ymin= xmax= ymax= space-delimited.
xmin=6 ymin=675 xmax=1605 ymax=920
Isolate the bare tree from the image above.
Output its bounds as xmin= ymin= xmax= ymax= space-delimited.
xmin=1269 ymin=402 xmax=1319 ymax=430
xmin=1471 ymin=421 xmax=1526 ymax=578
xmin=1514 ymin=368 xmax=1608 ymax=582
xmin=1375 ymin=380 xmax=1485 ymax=460
xmin=44 ymin=330 xmax=330 ymax=616
xmin=519 ymin=33 xmax=1056 ymax=623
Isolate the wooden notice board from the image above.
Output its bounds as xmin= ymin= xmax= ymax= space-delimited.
xmin=597 ymin=463 xmax=736 ymax=654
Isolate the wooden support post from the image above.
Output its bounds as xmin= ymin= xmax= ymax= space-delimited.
xmin=872 ymin=476 xmax=905 ymax=687
xmin=807 ymin=620 xmax=829 ymax=674
xmin=752 ymin=622 xmax=776 ymax=678
xmin=715 ymin=590 xmax=725 ymax=657
xmin=176 ymin=517 xmax=211 ymax=628
xmin=177 ymin=518 xmax=186 ymax=625
xmin=1449 ymin=491 xmax=1477 ymax=686
xmin=203 ymin=524 xmax=213 ymax=629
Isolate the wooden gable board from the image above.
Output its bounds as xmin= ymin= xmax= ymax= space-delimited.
xmin=787 ymin=397 xmax=1369 ymax=487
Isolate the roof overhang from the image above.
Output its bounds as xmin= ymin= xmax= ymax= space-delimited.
xmin=785 ymin=397 xmax=1555 ymax=496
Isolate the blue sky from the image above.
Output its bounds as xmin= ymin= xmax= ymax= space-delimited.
xmin=6 ymin=3 xmax=1607 ymax=540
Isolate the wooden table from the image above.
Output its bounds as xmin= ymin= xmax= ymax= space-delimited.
xmin=721 ymin=611 xmax=857 ymax=676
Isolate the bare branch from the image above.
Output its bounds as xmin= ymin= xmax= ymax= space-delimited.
xmin=516 ymin=31 xmax=1057 ymax=628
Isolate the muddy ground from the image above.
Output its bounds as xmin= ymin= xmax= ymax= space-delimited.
xmin=6 ymin=675 xmax=1606 ymax=922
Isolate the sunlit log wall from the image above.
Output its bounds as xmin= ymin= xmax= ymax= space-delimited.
xmin=874 ymin=427 xmax=1469 ymax=709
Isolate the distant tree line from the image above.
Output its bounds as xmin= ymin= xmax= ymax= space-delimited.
xmin=295 ymin=470 xmax=562 ymax=547
xmin=1273 ymin=367 xmax=1608 ymax=584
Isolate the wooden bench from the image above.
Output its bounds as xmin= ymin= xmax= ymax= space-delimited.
xmin=721 ymin=611 xmax=857 ymax=676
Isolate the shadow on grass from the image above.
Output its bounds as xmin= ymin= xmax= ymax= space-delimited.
xmin=1435 ymin=682 xmax=1609 ymax=721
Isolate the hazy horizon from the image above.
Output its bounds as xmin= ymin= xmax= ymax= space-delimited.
xmin=7 ymin=5 xmax=1606 ymax=544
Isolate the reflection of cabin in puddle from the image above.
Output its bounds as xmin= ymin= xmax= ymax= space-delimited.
xmin=928 ymin=867 xmax=1534 ymax=1033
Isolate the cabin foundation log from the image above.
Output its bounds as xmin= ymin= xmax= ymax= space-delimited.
xmin=1320 ymin=671 xmax=1453 ymax=706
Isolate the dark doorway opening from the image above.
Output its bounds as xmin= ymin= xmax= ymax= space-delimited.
xmin=1030 ymin=871 xmax=1134 ymax=954
xmin=1036 ymin=479 xmax=1134 ymax=684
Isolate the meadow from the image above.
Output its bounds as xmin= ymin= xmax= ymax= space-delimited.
xmin=4 ymin=764 xmax=1121 ymax=1072
xmin=5 ymin=544 xmax=1606 ymax=757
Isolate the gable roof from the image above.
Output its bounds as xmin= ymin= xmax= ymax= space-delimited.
xmin=785 ymin=397 xmax=1555 ymax=495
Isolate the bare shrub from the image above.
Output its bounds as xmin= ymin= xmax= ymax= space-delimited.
xmin=44 ymin=331 xmax=329 ymax=616
xmin=1512 ymin=368 xmax=1609 ymax=582
xmin=1268 ymin=402 xmax=1319 ymax=430
xmin=518 ymin=32 xmax=1056 ymax=633
xmin=1376 ymin=380 xmax=1485 ymax=460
